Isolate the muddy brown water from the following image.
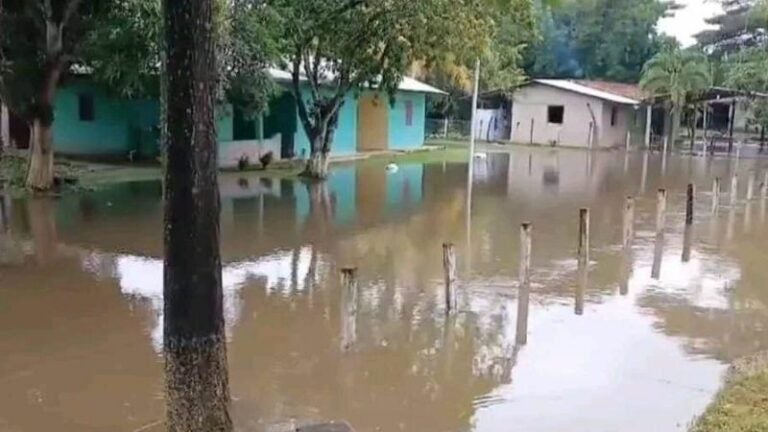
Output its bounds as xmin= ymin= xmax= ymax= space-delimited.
xmin=2 ymin=148 xmax=768 ymax=432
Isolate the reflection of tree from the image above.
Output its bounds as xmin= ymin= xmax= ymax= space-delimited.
xmin=230 ymin=274 xmax=504 ymax=432
xmin=26 ymin=198 xmax=59 ymax=265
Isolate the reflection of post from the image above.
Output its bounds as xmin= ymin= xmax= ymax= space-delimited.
xmin=652 ymin=189 xmax=666 ymax=279
xmin=515 ymin=223 xmax=532 ymax=345
xmin=747 ymin=171 xmax=756 ymax=201
xmin=730 ymin=174 xmax=739 ymax=206
xmin=712 ymin=177 xmax=721 ymax=213
xmin=762 ymin=171 xmax=768 ymax=199
xmin=578 ymin=208 xmax=590 ymax=266
xmin=622 ymin=196 xmax=634 ymax=249
xmin=726 ymin=207 xmax=736 ymax=242
xmin=619 ymin=250 xmax=631 ymax=296
xmin=575 ymin=209 xmax=589 ymax=315
xmin=575 ymin=264 xmax=587 ymax=315
xmin=682 ymin=225 xmax=692 ymax=263
xmin=651 ymin=230 xmax=664 ymax=280
xmin=442 ymin=243 xmax=457 ymax=314
xmin=745 ymin=202 xmax=753 ymax=232
xmin=685 ymin=183 xmax=695 ymax=226
xmin=340 ymin=268 xmax=359 ymax=351
xmin=625 ymin=130 xmax=631 ymax=152
xmin=640 ymin=151 xmax=648 ymax=193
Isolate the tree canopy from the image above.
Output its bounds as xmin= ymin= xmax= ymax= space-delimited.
xmin=266 ymin=0 xmax=514 ymax=177
xmin=694 ymin=0 xmax=768 ymax=57
xmin=525 ymin=0 xmax=673 ymax=83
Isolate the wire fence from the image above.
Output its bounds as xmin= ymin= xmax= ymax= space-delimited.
xmin=425 ymin=118 xmax=472 ymax=141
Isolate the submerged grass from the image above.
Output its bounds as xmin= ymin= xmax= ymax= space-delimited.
xmin=691 ymin=353 xmax=768 ymax=432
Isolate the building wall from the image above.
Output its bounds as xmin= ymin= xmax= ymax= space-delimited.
xmin=599 ymin=102 xmax=635 ymax=148
xmin=294 ymin=87 xmax=359 ymax=157
xmin=511 ymin=83 xmax=640 ymax=148
xmin=54 ymin=81 xmax=160 ymax=158
xmin=388 ymin=92 xmax=426 ymax=150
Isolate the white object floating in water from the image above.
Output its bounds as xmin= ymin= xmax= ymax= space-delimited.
xmin=474 ymin=152 xmax=488 ymax=159
xmin=386 ymin=163 xmax=399 ymax=173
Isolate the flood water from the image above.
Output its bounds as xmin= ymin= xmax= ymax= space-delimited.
xmin=2 ymin=148 xmax=768 ymax=432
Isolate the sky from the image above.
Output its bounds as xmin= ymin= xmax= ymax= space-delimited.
xmin=657 ymin=0 xmax=725 ymax=46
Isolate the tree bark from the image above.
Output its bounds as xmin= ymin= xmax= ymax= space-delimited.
xmin=25 ymin=119 xmax=55 ymax=190
xmin=760 ymin=126 xmax=765 ymax=153
xmin=669 ymin=106 xmax=679 ymax=150
xmin=163 ymin=1 xmax=232 ymax=431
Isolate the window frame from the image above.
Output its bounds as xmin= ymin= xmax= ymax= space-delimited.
xmin=78 ymin=93 xmax=95 ymax=122
xmin=547 ymin=105 xmax=564 ymax=125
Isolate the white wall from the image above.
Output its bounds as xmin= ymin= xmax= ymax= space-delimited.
xmin=511 ymin=84 xmax=639 ymax=149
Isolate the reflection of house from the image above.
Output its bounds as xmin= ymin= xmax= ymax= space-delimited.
xmin=0 ymin=70 xmax=444 ymax=166
xmin=510 ymin=79 xmax=649 ymax=148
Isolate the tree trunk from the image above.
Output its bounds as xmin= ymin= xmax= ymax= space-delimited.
xmin=760 ymin=126 xmax=765 ymax=153
xmin=163 ymin=1 xmax=232 ymax=432
xmin=669 ymin=107 xmax=679 ymax=150
xmin=302 ymin=132 xmax=331 ymax=179
xmin=25 ymin=119 xmax=55 ymax=190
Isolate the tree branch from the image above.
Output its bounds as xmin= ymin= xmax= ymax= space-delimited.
xmin=292 ymin=53 xmax=314 ymax=139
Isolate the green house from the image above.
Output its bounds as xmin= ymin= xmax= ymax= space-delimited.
xmin=48 ymin=71 xmax=444 ymax=166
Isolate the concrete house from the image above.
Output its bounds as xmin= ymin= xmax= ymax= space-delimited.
xmin=0 ymin=70 xmax=444 ymax=167
xmin=510 ymin=79 xmax=650 ymax=149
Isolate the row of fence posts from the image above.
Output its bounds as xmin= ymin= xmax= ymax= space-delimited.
xmin=336 ymin=168 xmax=768 ymax=349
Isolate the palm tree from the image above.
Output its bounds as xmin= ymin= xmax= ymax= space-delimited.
xmin=641 ymin=48 xmax=711 ymax=147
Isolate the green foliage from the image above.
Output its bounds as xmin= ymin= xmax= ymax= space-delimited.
xmin=641 ymin=48 xmax=711 ymax=108
xmin=267 ymin=0 xmax=499 ymax=155
xmin=691 ymin=357 xmax=768 ymax=432
xmin=0 ymin=0 xmax=106 ymax=119
xmin=723 ymin=47 xmax=768 ymax=129
xmin=526 ymin=0 xmax=672 ymax=82
xmin=81 ymin=0 xmax=162 ymax=99
xmin=641 ymin=46 xmax=710 ymax=143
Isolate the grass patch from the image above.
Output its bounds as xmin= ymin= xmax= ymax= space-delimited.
xmin=691 ymin=353 xmax=768 ymax=432
xmin=363 ymin=146 xmax=469 ymax=165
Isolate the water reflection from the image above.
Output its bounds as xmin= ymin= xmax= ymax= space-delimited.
xmin=2 ymin=150 xmax=768 ymax=432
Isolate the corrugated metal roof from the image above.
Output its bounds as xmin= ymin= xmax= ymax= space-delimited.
xmin=533 ymin=79 xmax=642 ymax=105
xmin=268 ymin=68 xmax=445 ymax=94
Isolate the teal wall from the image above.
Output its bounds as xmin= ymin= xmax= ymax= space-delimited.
xmin=54 ymin=82 xmax=159 ymax=158
xmin=294 ymin=87 xmax=358 ymax=157
xmin=53 ymin=79 xmax=431 ymax=160
xmin=388 ymin=92 xmax=426 ymax=150
xmin=54 ymin=80 xmax=235 ymax=159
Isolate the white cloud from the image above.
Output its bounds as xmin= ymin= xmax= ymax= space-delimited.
xmin=657 ymin=0 xmax=724 ymax=47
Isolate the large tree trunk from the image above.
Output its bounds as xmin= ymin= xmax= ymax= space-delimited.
xmin=163 ymin=1 xmax=232 ymax=432
xmin=301 ymin=130 xmax=331 ymax=179
xmin=25 ymin=119 xmax=55 ymax=190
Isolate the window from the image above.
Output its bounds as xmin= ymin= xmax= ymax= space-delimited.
xmin=610 ymin=105 xmax=618 ymax=126
xmin=78 ymin=94 xmax=94 ymax=121
xmin=547 ymin=105 xmax=564 ymax=124
xmin=405 ymin=100 xmax=413 ymax=126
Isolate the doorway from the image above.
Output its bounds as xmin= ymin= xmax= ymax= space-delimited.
xmin=357 ymin=94 xmax=388 ymax=152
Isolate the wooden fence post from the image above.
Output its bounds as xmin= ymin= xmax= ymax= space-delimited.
xmin=623 ymin=196 xmax=634 ymax=249
xmin=712 ymin=177 xmax=721 ymax=213
xmin=442 ymin=243 xmax=457 ymax=314
xmin=730 ymin=174 xmax=739 ymax=206
xmin=686 ymin=183 xmax=695 ymax=226
xmin=516 ymin=223 xmax=532 ymax=345
xmin=578 ymin=208 xmax=590 ymax=266
xmin=656 ymin=189 xmax=667 ymax=233
xmin=747 ymin=170 xmax=756 ymax=201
